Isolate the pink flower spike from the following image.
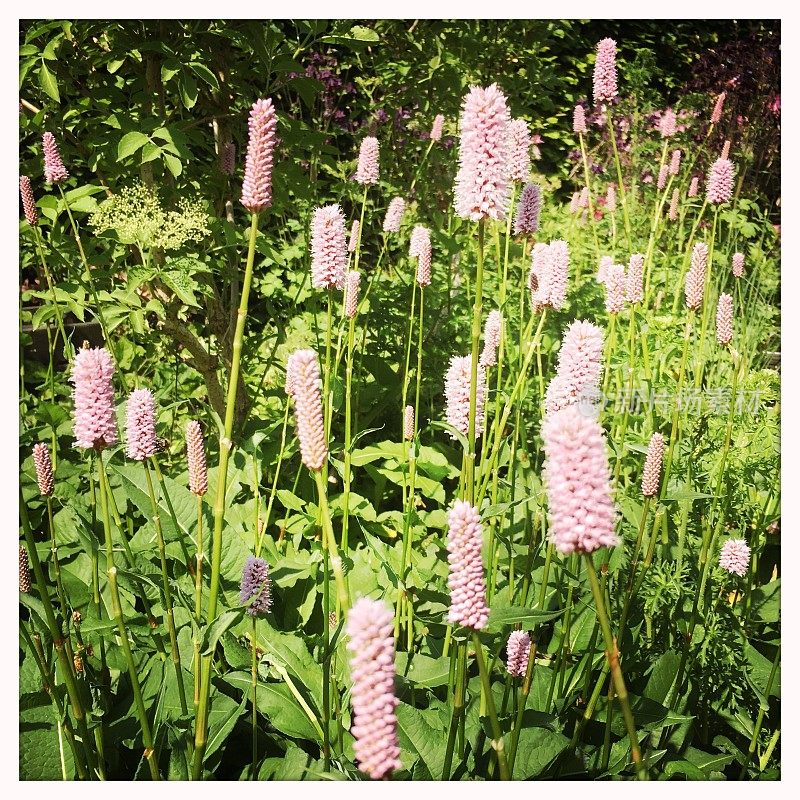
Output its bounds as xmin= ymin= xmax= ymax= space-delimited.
xmin=641 ymin=432 xmax=666 ymax=497
xmin=20 ymin=176 xmax=38 ymax=226
xmin=454 ymin=84 xmax=511 ymax=221
xmin=430 ymin=114 xmax=445 ymax=142
xmin=446 ymin=500 xmax=489 ymax=629
xmin=403 ymin=405 xmax=414 ymax=441
xmin=345 ymin=271 xmax=361 ymax=319
xmin=480 ymin=310 xmax=502 ymax=368
xmin=685 ymin=242 xmax=708 ymax=311
xmin=240 ymin=98 xmax=277 ymax=213
xmin=706 ymin=158 xmax=735 ymax=205
xmin=355 ymin=136 xmax=380 ymax=185
xmin=346 ymin=597 xmax=402 ymax=780
xmin=569 ymin=191 xmax=580 ymax=214
xmin=669 ymin=149 xmax=682 ymax=176
xmin=604 ymin=264 xmax=626 ymax=314
xmin=514 ymin=182 xmax=542 ymax=236
xmin=716 ymin=293 xmax=734 ymax=346
xmin=42 ymin=132 xmax=69 ymax=185
xmin=711 ymin=91 xmax=727 ymax=124
xmin=625 ymin=254 xmax=644 ymax=304
xmin=732 ymin=252 xmax=745 ymax=278
xmin=288 ymin=349 xmax=327 ymax=471
xmin=719 ymin=538 xmax=750 ymax=577
xmin=33 ymin=442 xmax=54 ymax=496
xmin=688 ymin=176 xmax=700 ymax=198
xmin=668 ymin=189 xmax=679 ymax=221
xmin=506 ymin=118 xmax=531 ymax=182
xmin=542 ymin=406 xmax=618 ymax=555
xmin=657 ymin=164 xmax=668 ymax=191
xmin=348 ymin=220 xmax=360 ymax=253
xmin=416 ymin=236 xmax=432 ymax=288
xmin=593 ymin=38 xmax=618 ymax=104
xmin=578 ymin=186 xmax=590 ymax=209
xmin=573 ymin=105 xmax=587 ymax=134
xmin=444 ymin=355 xmax=486 ymax=439
xmin=409 ymin=224 xmax=430 ymax=258
xmin=541 ymin=240 xmax=569 ymax=310
xmin=721 ymin=139 xmax=731 ymax=160
xmin=544 ymin=320 xmax=604 ymax=415
xmin=71 ymin=347 xmax=118 ymax=451
xmin=311 ymin=204 xmax=347 ymax=291
xmin=606 ymin=184 xmax=616 ymax=212
xmin=186 ymin=420 xmax=208 ymax=496
xmin=383 ymin=197 xmax=406 ymax=233
xmin=659 ymin=108 xmax=677 ymax=138
xmin=126 ymin=388 xmax=158 ymax=461
xmin=220 ymin=141 xmax=236 ymax=176
xmin=596 ymin=255 xmax=613 ymax=285
xmin=506 ymin=630 xmax=531 ymax=678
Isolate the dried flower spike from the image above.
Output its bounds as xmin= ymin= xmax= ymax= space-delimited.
xmin=514 ymin=182 xmax=542 ymax=236
xmin=668 ymin=188 xmax=680 ymax=221
xmin=446 ymin=500 xmax=489 ymax=629
xmin=606 ymin=184 xmax=617 ymax=212
xmin=19 ymin=546 xmax=31 ymax=594
xmin=239 ymin=556 xmax=271 ymax=616
xmin=19 ymin=176 xmax=38 ymax=226
xmin=348 ymin=220 xmax=360 ymax=254
xmin=403 ymin=405 xmax=414 ymax=441
xmin=32 ymin=442 xmax=54 ymax=497
xmin=186 ymin=420 xmax=208 ymax=496
xmin=240 ymin=98 xmax=277 ymax=213
xmin=711 ymin=91 xmax=727 ymax=124
xmin=220 ymin=141 xmax=236 ymax=176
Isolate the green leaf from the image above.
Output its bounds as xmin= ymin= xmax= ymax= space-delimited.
xmin=38 ymin=61 xmax=60 ymax=102
xmin=160 ymin=269 xmax=200 ymax=307
xmin=164 ymin=152 xmax=183 ymax=177
xmin=512 ymin=727 xmax=569 ymax=779
xmin=396 ymin=652 xmax=450 ymax=688
xmin=643 ymin=650 xmax=681 ymax=705
xmin=202 ymin=609 xmax=245 ymax=656
xmin=395 ymin=703 xmax=446 ymax=778
xmin=486 ymin=605 xmax=564 ymax=632
xmin=117 ymin=131 xmax=151 ymax=161
xmin=188 ymin=61 xmax=220 ymax=90
xmin=348 ymin=25 xmax=379 ymax=42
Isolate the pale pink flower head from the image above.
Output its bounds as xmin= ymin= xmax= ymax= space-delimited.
xmin=346 ymin=597 xmax=402 ymax=780
xmin=657 ymin=164 xmax=669 ymax=191
xmin=348 ymin=220 xmax=360 ymax=254
xmin=668 ymin=188 xmax=680 ymax=221
xmin=606 ymin=184 xmax=617 ymax=213
xmin=596 ymin=255 xmax=614 ymax=285
xmin=514 ymin=182 xmax=542 ymax=236
xmin=506 ymin=118 xmax=531 ymax=183
xmin=71 ymin=347 xmax=118 ymax=450
xmin=125 ymin=388 xmax=158 ymax=461
xmin=430 ymin=114 xmax=445 ymax=142
xmin=721 ymin=139 xmax=731 ymax=160
xmin=355 ymin=136 xmax=380 ymax=185
xmin=220 ymin=141 xmax=236 ymax=176
xmin=409 ymin=224 xmax=430 ymax=258
xmin=669 ymin=149 xmax=682 ymax=176
xmin=383 ymin=197 xmax=406 ymax=233
xmin=444 ymin=355 xmax=486 ymax=439
xmin=345 ymin=270 xmax=361 ymax=319
xmin=716 ymin=293 xmax=734 ymax=346
xmin=706 ymin=157 xmax=735 ymax=205
xmin=42 ymin=132 xmax=69 ymax=185
xmin=542 ymin=406 xmax=618 ymax=555
xmin=311 ymin=204 xmax=347 ymax=290
xmin=416 ymin=236 xmax=432 ymax=288
xmin=659 ymin=108 xmax=677 ymax=138
xmin=625 ymin=253 xmax=644 ymax=304
xmin=593 ymin=38 xmax=618 ymax=104
xmin=19 ymin=176 xmax=38 ymax=226
xmin=732 ymin=252 xmax=745 ymax=278
xmin=604 ymin=264 xmax=626 ymax=314
xmin=454 ymin=84 xmax=511 ymax=221
xmin=528 ymin=243 xmax=549 ymax=312
xmin=480 ymin=309 xmax=502 ymax=368
xmin=544 ymin=320 xmax=605 ymax=415
xmin=403 ymin=405 xmax=414 ymax=441
xmin=688 ymin=176 xmax=700 ymax=198
xmin=537 ymin=240 xmax=569 ymax=310
xmin=186 ymin=420 xmax=208 ymax=496
xmin=506 ymin=630 xmax=531 ymax=678
xmin=241 ymin=98 xmax=277 ymax=213
xmin=573 ymin=105 xmax=587 ymax=134
xmin=288 ymin=349 xmax=327 ymax=471
xmin=685 ymin=242 xmax=708 ymax=311
xmin=578 ymin=186 xmax=590 ymax=209
xmin=32 ymin=442 xmax=54 ymax=497
xmin=284 ymin=351 xmax=300 ymax=399
xmin=446 ymin=500 xmax=489 ymax=629
xmin=569 ymin=191 xmax=580 ymax=214
xmin=641 ymin=432 xmax=666 ymax=497
xmin=719 ymin=538 xmax=751 ymax=577
xmin=711 ymin=91 xmax=727 ymax=124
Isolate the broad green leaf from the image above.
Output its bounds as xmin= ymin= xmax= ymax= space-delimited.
xmin=395 ymin=703 xmax=446 ymax=778
xmin=117 ymin=131 xmax=151 ymax=161
xmin=38 ymin=61 xmax=59 ymax=102
xmin=512 ymin=727 xmax=569 ymax=779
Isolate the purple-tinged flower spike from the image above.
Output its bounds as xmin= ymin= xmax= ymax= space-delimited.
xmin=514 ymin=182 xmax=542 ymax=236
xmin=345 ymin=271 xmax=361 ymax=319
xmin=19 ymin=545 xmax=31 ymax=594
xmin=573 ymin=105 xmax=587 ymax=134
xmin=454 ymin=83 xmax=511 ymax=221
xmin=706 ymin=157 xmax=735 ymax=205
xmin=539 ymin=240 xmax=569 ymax=311
xmin=220 ymin=142 xmax=236 ymax=176
xmin=447 ymin=500 xmax=489 ymax=629
xmin=688 ymin=176 xmax=699 ymax=198
xmin=348 ymin=220 xmax=360 ymax=254
xmin=544 ymin=320 xmax=604 ymax=415
xmin=71 ymin=347 xmax=118 ymax=450
xmin=186 ymin=420 xmax=208 ymax=496
xmin=355 ymin=136 xmax=380 ymax=185
xmin=657 ymin=164 xmax=668 ymax=191
xmin=668 ymin=189 xmax=680 ymax=221
xmin=506 ymin=630 xmax=531 ymax=678
xmin=480 ymin=310 xmax=502 ymax=368
xmin=32 ymin=442 xmax=54 ymax=496
xmin=126 ymin=388 xmax=158 ymax=461
xmin=444 ymin=355 xmax=486 ymax=438
xmin=288 ymin=349 xmax=327 ymax=471
xmin=625 ymin=254 xmax=645 ymax=304
xmin=311 ymin=204 xmax=347 ymax=290
xmin=716 ymin=293 xmax=734 ymax=346
xmin=669 ymin=149 xmax=682 ymax=176
xmin=641 ymin=432 xmax=666 ymax=497
xmin=542 ymin=406 xmax=618 ymax=555
xmin=604 ymin=264 xmax=626 ymax=314
xmin=383 ymin=197 xmax=406 ymax=233
xmin=606 ymin=184 xmax=617 ymax=213
xmin=732 ymin=252 xmax=745 ymax=278
xmin=346 ymin=597 xmax=402 ymax=780
xmin=711 ymin=91 xmax=727 ymax=124
xmin=506 ymin=118 xmax=531 ymax=182
xmin=430 ymin=114 xmax=445 ymax=142
xmin=659 ymin=108 xmax=677 ymax=138
xmin=685 ymin=242 xmax=708 ymax=311
xmin=721 ymin=139 xmax=731 ymax=160
xmin=239 ymin=556 xmax=271 ymax=616
xmin=403 ymin=405 xmax=414 ymax=441
xmin=19 ymin=176 xmax=38 ymax=226
xmin=578 ymin=186 xmax=590 ymax=209
xmin=596 ymin=255 xmax=613 ymax=285
xmin=416 ymin=236 xmax=432 ymax=288
xmin=409 ymin=224 xmax=430 ymax=258
xmin=240 ymin=98 xmax=277 ymax=213
xmin=569 ymin=191 xmax=580 ymax=214
xmin=719 ymin=538 xmax=751 ymax=577
xmin=42 ymin=132 xmax=69 ymax=185
xmin=593 ymin=38 xmax=618 ymax=104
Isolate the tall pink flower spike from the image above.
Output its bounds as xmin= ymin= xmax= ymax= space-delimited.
xmin=444 ymin=355 xmax=486 ymax=438
xmin=641 ymin=432 xmax=666 ymax=497
xmin=416 ymin=234 xmax=432 ymax=288
xmin=688 ymin=176 xmax=699 ymax=198
xmin=454 ymin=84 xmax=511 ymax=221
xmin=596 ymin=255 xmax=614 ymax=285
xmin=20 ymin=176 xmax=38 ymax=226
xmin=545 ymin=320 xmax=605 ymax=415
xmin=706 ymin=157 xmax=735 ymax=205
xmin=348 ymin=220 xmax=360 ymax=254
xmin=383 ymin=197 xmax=406 ymax=233
xmin=685 ymin=242 xmax=708 ymax=310
xmin=606 ymin=184 xmax=616 ymax=212
xmin=345 ymin=271 xmax=361 ymax=319
xmin=346 ymin=597 xmax=402 ymax=780
xmin=506 ymin=118 xmax=531 ymax=183
xmin=506 ymin=630 xmax=531 ymax=677
xmin=446 ymin=500 xmax=489 ymax=629
xmin=409 ymin=224 xmax=430 ymax=258
xmin=668 ymin=189 xmax=680 ymax=221
xmin=480 ymin=310 xmax=502 ymax=367
xmin=71 ymin=347 xmax=118 ymax=450
xmin=241 ymin=98 xmax=277 ymax=213
xmin=669 ymin=149 xmax=682 ymax=176
xmin=716 ymin=293 xmax=734 ymax=346
xmin=126 ymin=388 xmax=159 ymax=461
xmin=604 ymin=264 xmax=626 ymax=314
xmin=430 ymin=114 xmax=445 ymax=142
xmin=719 ymin=539 xmax=751 ymax=577
xmin=287 ymin=349 xmax=327 ymax=471
xmin=186 ymin=420 xmax=208 ymax=496
xmin=355 ymin=136 xmax=380 ymax=185
xmin=311 ymin=204 xmax=347 ymax=290
xmin=33 ymin=442 xmax=54 ymax=496
xmin=732 ymin=252 xmax=745 ymax=278
xmin=711 ymin=91 xmax=727 ymax=124
xmin=542 ymin=406 xmax=618 ymax=555
xmin=657 ymin=164 xmax=669 ymax=191
xmin=625 ymin=254 xmax=644 ymax=304
xmin=659 ymin=108 xmax=677 ymax=138
xmin=573 ymin=105 xmax=587 ymax=134
xmin=593 ymin=38 xmax=618 ymax=104
xmin=42 ymin=132 xmax=69 ymax=184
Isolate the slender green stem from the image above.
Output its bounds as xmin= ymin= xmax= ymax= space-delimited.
xmin=465 ymin=222 xmax=485 ymax=502
xmin=32 ymin=225 xmax=72 ymax=362
xmin=739 ymin=644 xmax=780 ymax=778
xmin=251 ymin=615 xmax=258 ymax=779
xmin=193 ymin=493 xmax=203 ymax=708
xmin=472 ymin=632 xmax=510 ymax=780
xmin=442 ymin=640 xmax=467 ymax=779
xmin=607 ymin=111 xmax=632 ymax=249
xmin=578 ymin=132 xmax=602 ymax=265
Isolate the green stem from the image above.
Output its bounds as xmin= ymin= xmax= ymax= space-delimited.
xmin=472 ymin=632 xmax=510 ymax=780
xmin=442 ymin=640 xmax=467 ymax=779
xmin=607 ymin=111 xmax=632 ymax=249
xmin=193 ymin=493 xmax=203 ymax=708
xmin=465 ymin=221 xmax=485 ymax=503
xmin=251 ymin=615 xmax=258 ymax=779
